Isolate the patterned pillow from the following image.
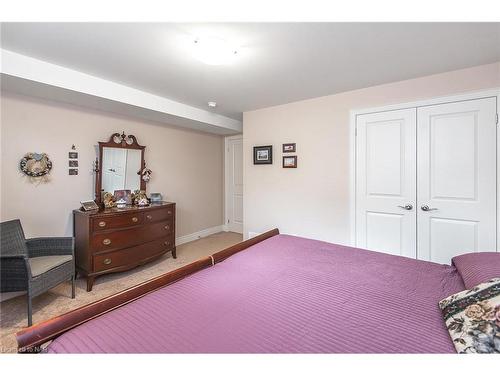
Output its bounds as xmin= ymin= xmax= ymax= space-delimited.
xmin=439 ymin=278 xmax=500 ymax=354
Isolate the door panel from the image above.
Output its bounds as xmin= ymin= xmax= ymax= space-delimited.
xmin=417 ymin=98 xmax=497 ymax=263
xmin=356 ymin=109 xmax=417 ymax=258
xmin=366 ymin=212 xmax=404 ymax=256
xmin=430 ymin=112 xmax=477 ymax=200
xmin=429 ymin=218 xmax=477 ymax=264
xmin=366 ymin=120 xmax=404 ymax=196
xmin=227 ymin=137 xmax=243 ymax=233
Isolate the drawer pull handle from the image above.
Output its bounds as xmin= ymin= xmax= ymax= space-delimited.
xmin=146 ymin=215 xmax=153 ymax=220
xmin=164 ymin=225 xmax=170 ymax=230
xmin=98 ymin=221 xmax=106 ymax=227
xmin=164 ymin=241 xmax=171 ymax=246
xmin=103 ymin=238 xmax=111 ymax=245
xmin=167 ymin=211 xmax=172 ymax=215
xmin=103 ymin=258 xmax=112 ymax=265
xmin=132 ymin=217 xmax=138 ymax=222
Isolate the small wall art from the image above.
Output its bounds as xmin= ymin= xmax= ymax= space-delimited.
xmin=68 ymin=145 xmax=79 ymax=176
xmin=283 ymin=155 xmax=297 ymax=168
xmin=253 ymin=145 xmax=273 ymax=165
xmin=282 ymin=143 xmax=296 ymax=153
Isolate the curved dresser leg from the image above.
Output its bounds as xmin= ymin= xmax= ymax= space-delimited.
xmin=71 ymin=276 xmax=76 ymax=298
xmin=86 ymin=276 xmax=95 ymax=292
xmin=172 ymin=247 xmax=177 ymax=259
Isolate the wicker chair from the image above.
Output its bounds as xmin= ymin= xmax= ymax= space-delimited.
xmin=0 ymin=219 xmax=75 ymax=326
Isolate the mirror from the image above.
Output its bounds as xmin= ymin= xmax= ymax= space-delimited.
xmin=102 ymin=148 xmax=142 ymax=193
xmin=95 ymin=132 xmax=146 ymax=204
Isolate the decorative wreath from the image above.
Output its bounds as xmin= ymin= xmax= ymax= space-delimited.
xmin=20 ymin=152 xmax=53 ymax=178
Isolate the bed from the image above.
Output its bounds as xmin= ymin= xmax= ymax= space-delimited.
xmin=15 ymin=229 xmax=494 ymax=353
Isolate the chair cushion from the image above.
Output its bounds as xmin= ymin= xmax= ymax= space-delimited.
xmin=29 ymin=255 xmax=73 ymax=277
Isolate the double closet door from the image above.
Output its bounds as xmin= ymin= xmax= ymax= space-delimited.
xmin=355 ymin=97 xmax=497 ymax=264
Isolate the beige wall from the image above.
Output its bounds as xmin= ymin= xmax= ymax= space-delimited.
xmin=0 ymin=93 xmax=224 ymax=238
xmin=243 ymin=62 xmax=500 ymax=244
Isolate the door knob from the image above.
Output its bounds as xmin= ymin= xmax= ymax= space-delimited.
xmin=421 ymin=205 xmax=438 ymax=211
xmin=397 ymin=204 xmax=413 ymax=210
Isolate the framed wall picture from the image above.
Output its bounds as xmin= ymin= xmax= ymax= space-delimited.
xmin=68 ymin=168 xmax=78 ymax=175
xmin=68 ymin=152 xmax=78 ymax=159
xmin=283 ymin=155 xmax=297 ymax=168
xmin=253 ymin=145 xmax=273 ymax=165
xmin=69 ymin=160 xmax=78 ymax=167
xmin=282 ymin=143 xmax=296 ymax=153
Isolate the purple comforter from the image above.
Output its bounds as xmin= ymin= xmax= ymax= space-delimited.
xmin=47 ymin=235 xmax=465 ymax=353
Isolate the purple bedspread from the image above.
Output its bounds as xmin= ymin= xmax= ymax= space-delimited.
xmin=47 ymin=235 xmax=465 ymax=353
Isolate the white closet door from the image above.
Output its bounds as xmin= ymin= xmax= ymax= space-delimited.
xmin=356 ymin=109 xmax=417 ymax=258
xmin=226 ymin=137 xmax=243 ymax=233
xmin=417 ymin=97 xmax=497 ymax=263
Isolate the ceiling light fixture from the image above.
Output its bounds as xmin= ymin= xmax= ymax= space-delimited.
xmin=192 ymin=37 xmax=238 ymax=66
xmin=207 ymin=101 xmax=217 ymax=108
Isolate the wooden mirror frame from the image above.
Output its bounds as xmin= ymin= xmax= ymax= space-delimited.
xmin=95 ymin=132 xmax=146 ymax=204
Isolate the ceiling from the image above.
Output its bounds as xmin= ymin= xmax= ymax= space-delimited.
xmin=1 ymin=22 xmax=500 ymax=120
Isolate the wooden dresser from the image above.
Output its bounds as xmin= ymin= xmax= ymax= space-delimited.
xmin=74 ymin=202 xmax=176 ymax=291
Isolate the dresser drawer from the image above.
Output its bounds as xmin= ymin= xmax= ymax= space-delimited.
xmin=92 ymin=212 xmax=143 ymax=231
xmin=91 ymin=220 xmax=174 ymax=252
xmin=91 ymin=226 xmax=145 ymax=252
xmin=93 ymin=237 xmax=174 ymax=272
xmin=143 ymin=207 xmax=174 ymax=223
xmin=143 ymin=220 xmax=174 ymax=240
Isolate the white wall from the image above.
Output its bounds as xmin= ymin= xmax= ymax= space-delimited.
xmin=1 ymin=92 xmax=224 ymax=238
xmin=243 ymin=62 xmax=500 ymax=243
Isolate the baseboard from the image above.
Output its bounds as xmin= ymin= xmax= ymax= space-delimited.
xmin=176 ymin=225 xmax=225 ymax=246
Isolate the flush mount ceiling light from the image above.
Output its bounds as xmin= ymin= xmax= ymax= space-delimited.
xmin=192 ymin=37 xmax=238 ymax=66
xmin=207 ymin=101 xmax=217 ymax=108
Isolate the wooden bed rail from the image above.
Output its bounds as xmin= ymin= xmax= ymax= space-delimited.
xmin=16 ymin=228 xmax=280 ymax=352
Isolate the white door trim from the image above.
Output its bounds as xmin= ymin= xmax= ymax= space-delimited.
xmin=224 ymin=134 xmax=243 ymax=232
xmin=349 ymin=88 xmax=500 ymax=248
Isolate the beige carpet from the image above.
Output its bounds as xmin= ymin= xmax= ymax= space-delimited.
xmin=0 ymin=231 xmax=242 ymax=353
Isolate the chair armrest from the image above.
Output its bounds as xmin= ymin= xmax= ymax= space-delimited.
xmin=26 ymin=237 xmax=74 ymax=258
xmin=0 ymin=254 xmax=27 ymax=259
